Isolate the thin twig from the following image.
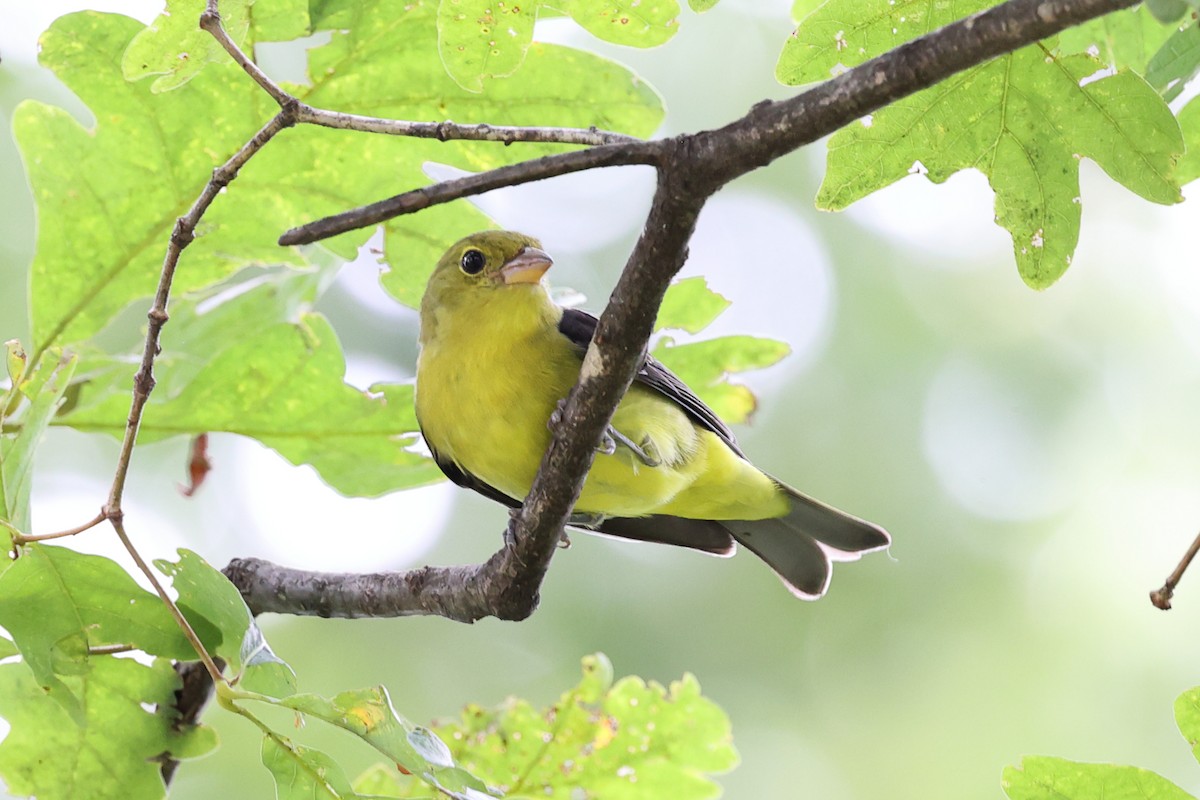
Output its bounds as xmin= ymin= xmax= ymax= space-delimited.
xmin=10 ymin=509 xmax=105 ymax=545
xmin=110 ymin=517 xmax=225 ymax=683
xmin=200 ymin=1 xmax=638 ymax=147
xmin=295 ymin=107 xmax=640 ymax=146
xmin=278 ymin=142 xmax=663 ymax=246
xmin=88 ymin=643 xmax=135 ymax=655
xmin=105 ymin=111 xmax=292 ymax=515
xmin=1150 ymin=530 xmax=1200 ymax=610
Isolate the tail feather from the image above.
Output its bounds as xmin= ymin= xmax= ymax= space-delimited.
xmin=727 ymin=482 xmax=891 ymax=598
xmin=583 ymin=482 xmax=889 ymax=599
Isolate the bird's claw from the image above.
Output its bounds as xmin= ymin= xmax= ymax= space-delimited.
xmin=598 ymin=428 xmax=617 ymax=455
xmin=557 ymin=530 xmax=572 ymax=549
xmin=604 ymin=426 xmax=662 ymax=467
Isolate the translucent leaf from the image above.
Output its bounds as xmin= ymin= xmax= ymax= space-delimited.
xmin=0 ymin=657 xmax=217 ymax=800
xmin=689 ymin=0 xmax=720 ymax=9
xmin=435 ymin=0 xmax=679 ymax=91
xmin=155 ymin=549 xmax=296 ymax=696
xmin=124 ymin=0 xmax=311 ymax=92
xmin=0 ymin=545 xmax=196 ymax=719
xmin=261 ymin=737 xmax=360 ymax=800
xmin=1001 ymin=756 xmax=1193 ymax=800
xmin=0 ymin=348 xmax=75 ymax=535
xmin=265 ymin=686 xmax=494 ymax=797
xmin=61 ymin=303 xmax=442 ymax=498
xmin=653 ymin=335 xmax=790 ymax=423
xmin=1178 ymin=96 xmax=1200 ymax=185
xmin=776 ymin=0 xmax=1184 ymax=288
xmin=1145 ymin=23 xmax=1200 ymax=102
xmin=655 ymin=277 xmax=730 ymax=334
xmin=370 ymin=654 xmax=736 ymax=799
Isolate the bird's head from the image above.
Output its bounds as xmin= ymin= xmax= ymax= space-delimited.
xmin=428 ymin=230 xmax=553 ymax=292
xmin=420 ymin=230 xmax=556 ymax=341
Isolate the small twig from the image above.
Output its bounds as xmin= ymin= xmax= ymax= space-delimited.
xmin=88 ymin=643 xmax=135 ymax=655
xmin=106 ymin=111 xmax=291 ymax=514
xmin=278 ymin=142 xmax=663 ymax=246
xmin=199 ymin=0 xmax=637 ymax=147
xmin=110 ymin=516 xmax=225 ymax=682
xmin=295 ymin=107 xmax=640 ymax=147
xmin=10 ymin=509 xmax=106 ymax=545
xmin=1150 ymin=530 xmax=1200 ymax=610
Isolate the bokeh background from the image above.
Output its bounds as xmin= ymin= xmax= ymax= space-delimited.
xmin=4 ymin=1 xmax=1200 ymax=797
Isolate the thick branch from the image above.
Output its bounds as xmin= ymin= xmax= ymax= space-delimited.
xmin=278 ymin=142 xmax=663 ymax=246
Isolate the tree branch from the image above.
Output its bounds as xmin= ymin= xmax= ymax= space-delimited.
xmin=225 ymin=0 xmax=1138 ymax=621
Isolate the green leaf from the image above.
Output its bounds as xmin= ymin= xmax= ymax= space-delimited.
xmin=0 ymin=348 xmax=76 ymax=535
xmin=653 ymin=335 xmax=790 ymax=424
xmin=1056 ymin=6 xmax=1177 ymax=73
xmin=1177 ymin=96 xmax=1200 ymax=185
xmin=0 ymin=544 xmax=196 ymax=721
xmin=435 ymin=0 xmax=679 ymax=91
xmin=689 ymin=0 xmax=720 ymax=9
xmin=17 ymin=12 xmax=299 ymax=356
xmin=260 ymin=686 xmax=494 ymax=797
xmin=262 ymin=737 xmax=361 ymax=800
xmin=0 ymin=657 xmax=218 ymax=800
xmin=1145 ymin=23 xmax=1200 ymax=102
xmin=124 ymin=0 xmax=313 ymax=92
xmin=655 ymin=277 xmax=730 ymax=334
xmin=1001 ymin=756 xmax=1194 ymax=800
xmin=19 ymin=4 xmax=663 ymax=361
xmin=61 ymin=300 xmax=442 ymax=498
xmin=777 ymin=0 xmax=1184 ymax=288
xmin=372 ymin=653 xmax=736 ymax=799
xmin=156 ymin=549 xmax=296 ymax=697
xmin=1175 ymin=686 xmax=1200 ymax=763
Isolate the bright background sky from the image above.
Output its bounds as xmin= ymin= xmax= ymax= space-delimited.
xmin=4 ymin=1 xmax=1200 ymax=798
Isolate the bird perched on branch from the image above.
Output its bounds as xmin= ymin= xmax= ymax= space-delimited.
xmin=415 ymin=230 xmax=890 ymax=598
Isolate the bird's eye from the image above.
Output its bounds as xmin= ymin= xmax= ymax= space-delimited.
xmin=460 ymin=249 xmax=486 ymax=275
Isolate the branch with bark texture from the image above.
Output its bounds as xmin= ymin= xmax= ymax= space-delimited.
xmin=225 ymin=0 xmax=1137 ymax=623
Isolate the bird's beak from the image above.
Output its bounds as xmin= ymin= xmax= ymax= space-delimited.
xmin=499 ymin=246 xmax=553 ymax=285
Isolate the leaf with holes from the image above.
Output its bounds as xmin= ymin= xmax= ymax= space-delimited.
xmin=436 ymin=0 xmax=680 ymax=91
xmin=776 ymin=0 xmax=1183 ymax=287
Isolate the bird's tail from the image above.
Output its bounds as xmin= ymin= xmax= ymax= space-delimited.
xmin=725 ymin=480 xmax=891 ymax=599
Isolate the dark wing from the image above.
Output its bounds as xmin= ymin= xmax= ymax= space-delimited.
xmin=557 ymin=307 xmax=744 ymax=457
xmin=428 ymin=446 xmax=521 ymax=509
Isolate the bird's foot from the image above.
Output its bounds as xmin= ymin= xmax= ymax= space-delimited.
xmin=605 ymin=426 xmax=661 ymax=467
xmin=557 ymin=530 xmax=572 ymax=549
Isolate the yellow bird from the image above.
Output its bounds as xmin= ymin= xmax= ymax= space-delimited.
xmin=415 ymin=231 xmax=890 ymax=598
